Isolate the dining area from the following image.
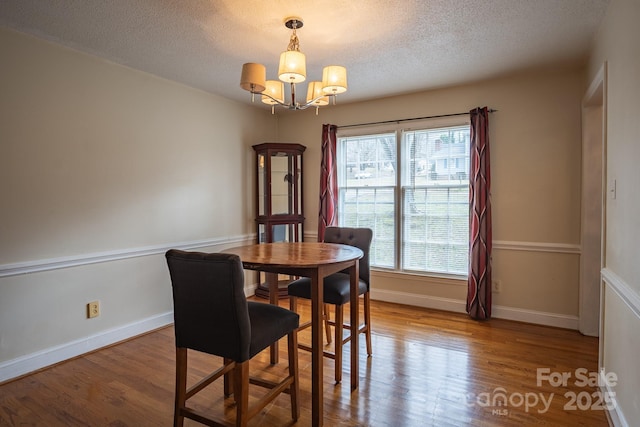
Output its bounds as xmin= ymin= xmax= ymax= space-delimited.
xmin=0 ymin=243 xmax=608 ymax=426
xmin=165 ymin=227 xmax=373 ymax=427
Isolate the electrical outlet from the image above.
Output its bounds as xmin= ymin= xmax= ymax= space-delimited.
xmin=87 ymin=301 xmax=100 ymax=318
xmin=492 ymin=280 xmax=501 ymax=293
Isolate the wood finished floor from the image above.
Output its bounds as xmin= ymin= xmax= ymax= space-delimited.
xmin=0 ymin=299 xmax=608 ymax=426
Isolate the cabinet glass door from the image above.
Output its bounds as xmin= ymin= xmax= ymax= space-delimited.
xmin=257 ymin=149 xmax=302 ymax=217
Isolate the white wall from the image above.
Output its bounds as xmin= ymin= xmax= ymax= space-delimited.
xmin=0 ymin=28 xmax=276 ymax=381
xmin=588 ymin=0 xmax=640 ymax=424
xmin=277 ymin=66 xmax=585 ymax=328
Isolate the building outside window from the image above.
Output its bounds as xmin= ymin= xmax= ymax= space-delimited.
xmin=337 ymin=121 xmax=470 ymax=276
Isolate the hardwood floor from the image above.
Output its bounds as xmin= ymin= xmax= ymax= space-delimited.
xmin=0 ymin=299 xmax=609 ymax=426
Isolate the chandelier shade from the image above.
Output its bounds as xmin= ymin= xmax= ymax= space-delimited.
xmin=240 ymin=63 xmax=266 ymax=93
xmin=239 ymin=16 xmax=347 ymax=114
xmin=306 ymin=81 xmax=329 ymax=106
xmin=322 ymin=66 xmax=348 ymax=94
xmin=278 ymin=50 xmax=306 ymax=83
xmin=262 ymin=80 xmax=285 ymax=105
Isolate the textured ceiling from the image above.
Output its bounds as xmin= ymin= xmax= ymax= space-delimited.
xmin=0 ymin=0 xmax=610 ymax=108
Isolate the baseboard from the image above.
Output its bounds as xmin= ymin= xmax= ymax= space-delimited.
xmin=600 ymin=369 xmax=629 ymax=427
xmin=0 ymin=311 xmax=173 ymax=384
xmin=490 ymin=304 xmax=579 ymax=329
xmin=245 ymin=282 xmax=258 ymax=296
xmin=370 ymin=288 xmax=468 ymax=313
xmin=370 ymin=288 xmax=579 ymax=329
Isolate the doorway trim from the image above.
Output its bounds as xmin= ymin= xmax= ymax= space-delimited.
xmin=579 ymin=62 xmax=607 ymax=337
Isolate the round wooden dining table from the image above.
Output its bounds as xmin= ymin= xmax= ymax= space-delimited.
xmin=226 ymin=242 xmax=363 ymax=427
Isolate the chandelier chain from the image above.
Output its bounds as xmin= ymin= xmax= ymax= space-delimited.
xmin=287 ymin=29 xmax=300 ymax=52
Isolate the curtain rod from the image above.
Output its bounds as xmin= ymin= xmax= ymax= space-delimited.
xmin=336 ymin=108 xmax=497 ymax=129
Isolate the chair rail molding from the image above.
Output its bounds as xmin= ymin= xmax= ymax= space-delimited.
xmin=601 ymin=267 xmax=640 ymax=318
xmin=493 ymin=240 xmax=581 ymax=254
xmin=305 ymin=232 xmax=582 ymax=255
xmin=0 ymin=234 xmax=254 ymax=278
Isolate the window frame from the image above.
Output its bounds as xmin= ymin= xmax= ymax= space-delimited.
xmin=336 ymin=117 xmax=470 ymax=279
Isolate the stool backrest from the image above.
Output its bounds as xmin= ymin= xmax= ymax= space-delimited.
xmin=166 ymin=249 xmax=251 ymax=361
xmin=323 ymin=227 xmax=373 ymax=286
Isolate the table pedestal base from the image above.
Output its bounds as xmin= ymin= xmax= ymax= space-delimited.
xmin=254 ymin=279 xmax=290 ymax=299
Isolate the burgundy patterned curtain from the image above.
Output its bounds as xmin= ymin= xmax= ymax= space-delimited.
xmin=318 ymin=124 xmax=338 ymax=242
xmin=466 ymin=107 xmax=492 ymax=320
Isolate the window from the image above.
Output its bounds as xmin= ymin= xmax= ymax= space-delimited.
xmin=337 ymin=122 xmax=470 ymax=276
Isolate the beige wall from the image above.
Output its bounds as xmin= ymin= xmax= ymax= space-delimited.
xmin=588 ymin=0 xmax=640 ymax=424
xmin=277 ymin=67 xmax=584 ymax=325
xmin=0 ymin=28 xmax=275 ymax=376
xmin=589 ymin=0 xmax=640 ymax=288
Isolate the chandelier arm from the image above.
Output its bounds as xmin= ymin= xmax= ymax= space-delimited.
xmin=254 ymin=91 xmax=291 ymax=108
xmin=297 ymin=93 xmax=338 ymax=110
xmin=247 ymin=82 xmax=339 ymax=112
xmin=249 ymin=89 xmax=337 ymax=111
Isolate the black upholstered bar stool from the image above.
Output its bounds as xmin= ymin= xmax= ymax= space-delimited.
xmin=288 ymin=226 xmax=373 ymax=383
xmin=166 ymin=249 xmax=300 ymax=427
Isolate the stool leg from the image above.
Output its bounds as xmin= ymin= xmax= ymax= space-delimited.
xmin=234 ymin=361 xmax=249 ymax=427
xmin=288 ymin=330 xmax=300 ymax=420
xmin=364 ymin=292 xmax=372 ymax=356
xmin=324 ymin=303 xmax=332 ymax=344
xmin=174 ymin=348 xmax=187 ymax=427
xmin=223 ymin=357 xmax=234 ymax=398
xmin=334 ymin=305 xmax=343 ymax=384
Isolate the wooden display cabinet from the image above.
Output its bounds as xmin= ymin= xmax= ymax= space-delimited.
xmin=252 ymin=142 xmax=305 ymax=298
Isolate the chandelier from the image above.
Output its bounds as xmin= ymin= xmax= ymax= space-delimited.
xmin=240 ymin=17 xmax=347 ymax=114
